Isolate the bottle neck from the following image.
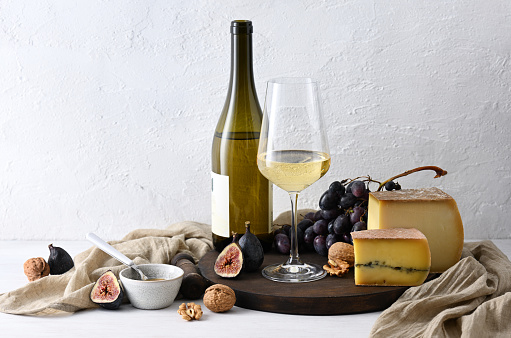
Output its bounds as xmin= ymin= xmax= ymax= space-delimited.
xmin=229 ymin=33 xmax=255 ymax=91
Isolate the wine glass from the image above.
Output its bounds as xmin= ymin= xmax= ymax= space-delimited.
xmin=257 ymin=77 xmax=330 ymax=283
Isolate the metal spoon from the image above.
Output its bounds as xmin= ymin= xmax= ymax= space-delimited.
xmin=86 ymin=232 xmax=149 ymax=281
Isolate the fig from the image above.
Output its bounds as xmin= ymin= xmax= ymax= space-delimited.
xmin=238 ymin=221 xmax=264 ymax=272
xmin=90 ymin=270 xmax=124 ymax=310
xmin=214 ymin=234 xmax=243 ymax=278
xmin=48 ymin=244 xmax=74 ymax=275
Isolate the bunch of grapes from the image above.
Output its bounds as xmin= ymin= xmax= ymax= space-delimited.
xmin=273 ymin=178 xmax=402 ymax=256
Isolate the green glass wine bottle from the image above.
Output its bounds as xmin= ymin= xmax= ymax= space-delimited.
xmin=211 ymin=20 xmax=273 ymax=252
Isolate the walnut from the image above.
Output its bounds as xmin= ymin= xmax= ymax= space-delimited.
xmin=203 ymin=284 xmax=236 ymax=313
xmin=177 ymin=302 xmax=203 ymax=321
xmin=23 ymin=257 xmax=50 ymax=282
xmin=329 ymin=242 xmax=355 ymax=266
xmin=323 ymin=260 xmax=350 ymax=277
xmin=323 ymin=242 xmax=354 ymax=277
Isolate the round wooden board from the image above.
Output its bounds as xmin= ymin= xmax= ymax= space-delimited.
xmin=199 ymin=250 xmax=416 ymax=315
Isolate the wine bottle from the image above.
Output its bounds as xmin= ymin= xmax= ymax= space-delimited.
xmin=211 ymin=20 xmax=273 ymax=252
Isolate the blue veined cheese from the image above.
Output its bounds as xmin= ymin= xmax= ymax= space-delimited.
xmin=352 ymin=228 xmax=431 ymax=286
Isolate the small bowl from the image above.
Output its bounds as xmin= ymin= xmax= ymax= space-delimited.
xmin=120 ymin=264 xmax=184 ymax=310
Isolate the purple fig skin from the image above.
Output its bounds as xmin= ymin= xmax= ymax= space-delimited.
xmin=48 ymin=244 xmax=74 ymax=275
xmin=238 ymin=222 xmax=264 ymax=272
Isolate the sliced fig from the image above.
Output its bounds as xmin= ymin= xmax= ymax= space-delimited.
xmin=90 ymin=270 xmax=124 ymax=310
xmin=238 ymin=221 xmax=264 ymax=272
xmin=48 ymin=244 xmax=74 ymax=275
xmin=214 ymin=234 xmax=243 ymax=278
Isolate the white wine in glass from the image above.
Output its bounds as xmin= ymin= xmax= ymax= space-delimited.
xmin=258 ymin=77 xmax=330 ymax=282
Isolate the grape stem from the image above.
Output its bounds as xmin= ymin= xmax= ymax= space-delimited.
xmin=345 ymin=176 xmax=381 ymax=185
xmin=376 ymin=166 xmax=448 ymax=191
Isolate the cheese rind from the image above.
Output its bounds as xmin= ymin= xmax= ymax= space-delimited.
xmin=352 ymin=228 xmax=431 ymax=286
xmin=367 ymin=187 xmax=464 ymax=273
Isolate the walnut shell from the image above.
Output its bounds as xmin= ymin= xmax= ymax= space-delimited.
xmin=23 ymin=257 xmax=50 ymax=282
xmin=328 ymin=242 xmax=355 ymax=267
xmin=203 ymin=284 xmax=236 ymax=313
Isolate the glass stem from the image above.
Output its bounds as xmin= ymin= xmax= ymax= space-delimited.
xmin=287 ymin=192 xmax=302 ymax=266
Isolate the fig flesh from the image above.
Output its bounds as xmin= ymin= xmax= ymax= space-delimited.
xmin=48 ymin=244 xmax=74 ymax=275
xmin=90 ymin=270 xmax=124 ymax=310
xmin=238 ymin=221 xmax=264 ymax=272
xmin=214 ymin=235 xmax=243 ymax=278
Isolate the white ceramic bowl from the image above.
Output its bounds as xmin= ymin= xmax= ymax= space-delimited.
xmin=120 ymin=264 xmax=184 ymax=310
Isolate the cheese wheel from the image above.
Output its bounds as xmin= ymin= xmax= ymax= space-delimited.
xmin=367 ymin=187 xmax=464 ymax=273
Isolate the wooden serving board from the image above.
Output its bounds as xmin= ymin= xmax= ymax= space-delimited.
xmin=198 ymin=250 xmax=423 ymax=315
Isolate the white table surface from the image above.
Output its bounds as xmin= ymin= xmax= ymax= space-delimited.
xmin=1 ymin=240 xmax=510 ymax=338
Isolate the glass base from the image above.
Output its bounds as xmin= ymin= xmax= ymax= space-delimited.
xmin=262 ymin=262 xmax=327 ymax=283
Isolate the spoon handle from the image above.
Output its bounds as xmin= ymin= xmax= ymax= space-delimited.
xmin=86 ymin=232 xmax=134 ymax=267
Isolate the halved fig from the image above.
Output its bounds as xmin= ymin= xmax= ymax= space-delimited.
xmin=90 ymin=270 xmax=123 ymax=310
xmin=214 ymin=235 xmax=243 ymax=278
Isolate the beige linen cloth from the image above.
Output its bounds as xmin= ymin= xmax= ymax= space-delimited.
xmin=0 ymin=221 xmax=213 ymax=316
xmin=370 ymin=240 xmax=511 ymax=338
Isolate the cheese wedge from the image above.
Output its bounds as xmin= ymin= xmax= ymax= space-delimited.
xmin=352 ymin=228 xmax=431 ymax=286
xmin=367 ymin=187 xmax=464 ymax=273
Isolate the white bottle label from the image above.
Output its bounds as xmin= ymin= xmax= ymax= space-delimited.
xmin=211 ymin=172 xmax=230 ymax=237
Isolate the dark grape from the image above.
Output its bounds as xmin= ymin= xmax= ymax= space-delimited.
xmin=281 ymin=224 xmax=291 ymax=236
xmin=395 ymin=182 xmax=401 ymax=190
xmin=274 ymin=233 xmax=290 ymax=254
xmin=340 ymin=193 xmax=357 ymax=208
xmin=329 ymin=181 xmax=343 ymax=192
xmin=333 ymin=214 xmax=352 ymax=235
xmin=319 ymin=190 xmax=339 ymax=210
xmin=385 ymin=181 xmax=396 ymax=191
xmin=297 ymin=218 xmax=314 ymax=232
xmin=328 ymin=219 xmax=335 ymax=234
xmin=350 ymin=206 xmax=366 ymax=225
xmin=346 ymin=181 xmax=354 ymax=193
xmin=313 ymin=235 xmax=328 ymax=256
xmin=303 ymin=211 xmax=316 ymax=221
xmin=363 ymin=188 xmax=370 ymax=200
xmin=304 ymin=225 xmax=316 ymax=236
xmin=354 ymin=199 xmax=365 ymax=207
xmin=326 ymin=233 xmax=340 ymax=249
xmin=342 ymin=233 xmax=353 ymax=245
xmin=351 ymin=181 xmax=366 ymax=198
xmin=329 ymin=181 xmax=345 ymax=198
xmin=321 ymin=208 xmax=342 ymax=220
xmin=313 ymin=210 xmax=323 ymax=221
xmin=273 ymin=228 xmax=286 ymax=236
xmin=352 ymin=221 xmax=367 ymax=232
xmin=313 ymin=219 xmax=329 ymax=236
xmin=304 ymin=226 xmax=316 ymax=249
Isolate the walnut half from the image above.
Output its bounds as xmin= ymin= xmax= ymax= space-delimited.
xmin=177 ymin=302 xmax=203 ymax=321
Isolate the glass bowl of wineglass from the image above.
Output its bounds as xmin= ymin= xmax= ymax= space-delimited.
xmin=257 ymin=77 xmax=330 ymax=283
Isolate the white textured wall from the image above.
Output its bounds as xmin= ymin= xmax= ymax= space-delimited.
xmin=1 ymin=0 xmax=510 ymax=240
